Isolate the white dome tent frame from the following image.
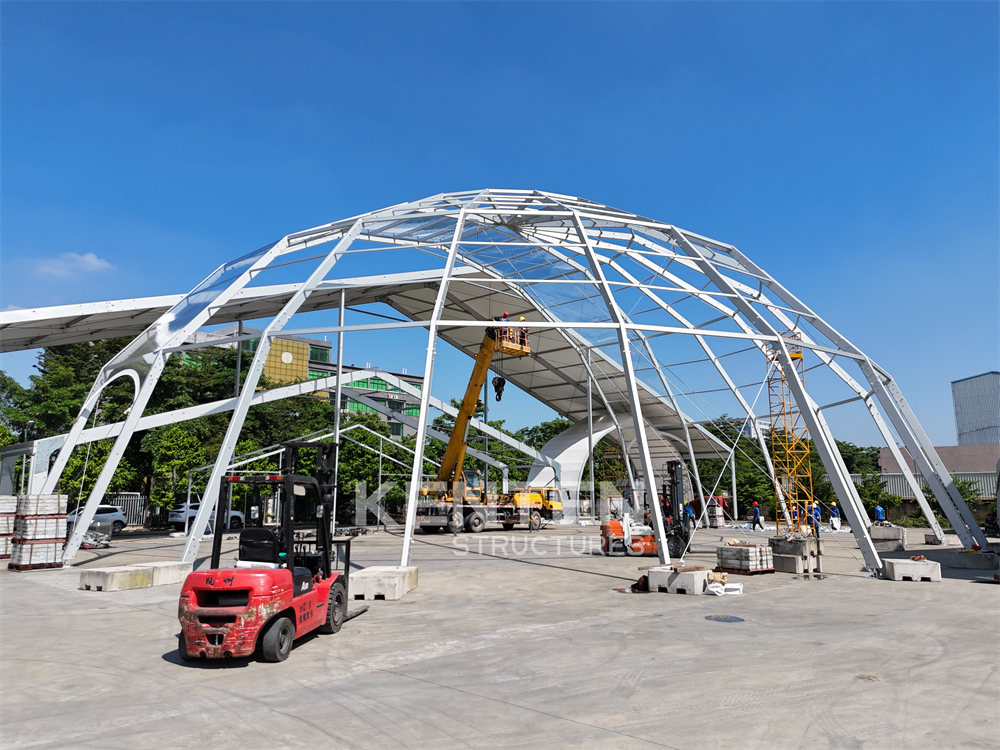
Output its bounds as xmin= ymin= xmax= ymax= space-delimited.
xmin=14 ymin=189 xmax=982 ymax=572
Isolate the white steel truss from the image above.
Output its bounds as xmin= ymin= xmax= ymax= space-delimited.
xmin=2 ymin=189 xmax=983 ymax=573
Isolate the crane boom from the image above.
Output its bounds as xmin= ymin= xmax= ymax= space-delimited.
xmin=436 ymin=326 xmax=529 ymax=484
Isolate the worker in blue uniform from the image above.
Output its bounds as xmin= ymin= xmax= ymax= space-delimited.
xmin=829 ymin=502 xmax=840 ymax=530
xmin=810 ymin=502 xmax=822 ymax=536
xmin=685 ymin=501 xmax=695 ymax=530
xmin=874 ymin=504 xmax=886 ymax=524
xmin=751 ymin=501 xmax=764 ymax=531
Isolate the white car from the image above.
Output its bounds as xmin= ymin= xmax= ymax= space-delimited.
xmin=169 ymin=503 xmax=245 ymax=530
xmin=67 ymin=505 xmax=129 ymax=534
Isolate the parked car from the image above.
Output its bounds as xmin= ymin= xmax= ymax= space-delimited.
xmin=67 ymin=505 xmax=129 ymax=534
xmin=168 ymin=503 xmax=245 ymax=530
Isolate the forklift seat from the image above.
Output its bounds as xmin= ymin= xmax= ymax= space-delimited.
xmin=238 ymin=527 xmax=280 ymax=564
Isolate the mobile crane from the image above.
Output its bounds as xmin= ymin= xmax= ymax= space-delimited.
xmin=415 ymin=322 xmax=562 ymax=532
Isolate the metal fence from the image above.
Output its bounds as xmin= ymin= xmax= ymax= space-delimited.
xmin=848 ymin=472 xmax=997 ymax=501
xmin=104 ymin=492 xmax=151 ymax=526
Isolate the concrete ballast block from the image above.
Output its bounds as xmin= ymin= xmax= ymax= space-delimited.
xmin=79 ymin=561 xmax=194 ymax=591
xmin=883 ymin=558 xmax=941 ymax=582
xmin=138 ymin=561 xmax=193 ymax=586
xmin=350 ymin=565 xmax=418 ymax=600
xmin=941 ymin=550 xmax=1000 ymax=570
xmin=647 ymin=566 xmax=708 ymax=595
xmin=773 ymin=554 xmax=805 ymax=575
xmin=769 ymin=537 xmax=823 ymax=558
xmin=869 ymin=525 xmax=907 ymax=545
xmin=79 ymin=565 xmax=154 ymax=592
xmin=667 ymin=569 xmax=708 ymax=595
xmin=647 ymin=566 xmax=672 ymax=592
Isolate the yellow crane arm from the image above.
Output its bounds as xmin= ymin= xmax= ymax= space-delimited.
xmin=435 ymin=325 xmax=530 ymax=485
xmin=436 ymin=331 xmax=499 ymax=484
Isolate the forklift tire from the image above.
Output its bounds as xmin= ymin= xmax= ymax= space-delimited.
xmin=466 ymin=513 xmax=486 ymax=533
xmin=447 ymin=512 xmax=464 ymax=534
xmin=667 ymin=535 xmax=684 ymax=559
xmin=318 ymin=580 xmax=346 ymax=634
xmin=528 ymin=511 xmax=542 ymax=531
xmin=177 ymin=635 xmax=195 ymax=662
xmin=261 ymin=616 xmax=295 ymax=662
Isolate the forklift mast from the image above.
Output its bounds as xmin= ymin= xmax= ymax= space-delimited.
xmin=660 ymin=459 xmax=685 ymax=522
xmin=210 ymin=442 xmax=338 ymax=578
xmin=435 ymin=325 xmax=529 ymax=487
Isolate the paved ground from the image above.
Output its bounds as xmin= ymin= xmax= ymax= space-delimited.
xmin=1 ymin=524 xmax=997 ymax=749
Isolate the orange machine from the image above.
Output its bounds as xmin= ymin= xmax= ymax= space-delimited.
xmin=600 ymin=515 xmax=658 ymax=556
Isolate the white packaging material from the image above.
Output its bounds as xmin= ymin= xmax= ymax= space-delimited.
xmin=0 ymin=535 xmax=12 ymax=557
xmin=0 ymin=514 xmax=14 ymax=535
xmin=0 ymin=496 xmax=17 ymax=513
xmin=705 ymin=582 xmax=726 ymax=596
xmin=14 ymin=516 xmax=67 ymax=540
xmin=16 ymin=494 xmax=69 ymax=516
xmin=10 ymin=540 xmax=64 ymax=566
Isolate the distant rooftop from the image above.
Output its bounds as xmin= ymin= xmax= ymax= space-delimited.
xmin=951 ymin=371 xmax=999 ymax=385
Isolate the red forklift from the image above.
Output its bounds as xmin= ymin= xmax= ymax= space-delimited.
xmin=178 ymin=442 xmax=358 ymax=663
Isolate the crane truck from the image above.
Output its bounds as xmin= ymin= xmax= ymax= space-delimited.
xmin=415 ymin=323 xmax=562 ymax=533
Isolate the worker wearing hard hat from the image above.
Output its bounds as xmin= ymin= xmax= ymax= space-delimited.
xmin=518 ymin=316 xmax=528 ymax=346
xmin=829 ymin=501 xmax=841 ymax=530
xmin=810 ymin=501 xmax=822 ymax=537
xmin=751 ymin=501 xmax=763 ymax=531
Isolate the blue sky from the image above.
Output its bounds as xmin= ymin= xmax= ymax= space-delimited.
xmin=1 ymin=1 xmax=997 ymax=446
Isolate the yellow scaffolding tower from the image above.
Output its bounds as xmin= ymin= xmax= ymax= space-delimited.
xmin=767 ymin=334 xmax=814 ymax=535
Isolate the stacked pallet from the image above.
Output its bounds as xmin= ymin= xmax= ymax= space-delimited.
xmin=9 ymin=494 xmax=68 ymax=571
xmin=716 ymin=543 xmax=774 ymax=574
xmin=707 ymin=498 xmax=726 ymax=529
xmin=0 ymin=495 xmax=15 ymax=559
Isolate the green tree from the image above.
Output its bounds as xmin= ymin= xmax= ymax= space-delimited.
xmin=141 ymin=424 xmax=206 ymax=508
xmin=837 ymin=440 xmax=881 ymax=474
xmin=0 ymin=371 xmax=30 ymax=439
xmin=516 ymin=418 xmax=571 ymax=451
xmin=697 ymin=417 xmax=776 ymax=514
xmin=61 ymin=439 xmax=139 ymax=508
xmin=919 ymin=477 xmax=985 ymax=528
xmin=854 ymin=471 xmax=903 ymax=513
xmin=18 ymin=339 xmax=136 ymax=436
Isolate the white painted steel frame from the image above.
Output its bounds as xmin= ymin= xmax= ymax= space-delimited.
xmin=10 ymin=189 xmax=977 ymax=573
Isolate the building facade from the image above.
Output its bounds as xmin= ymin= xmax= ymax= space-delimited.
xmin=191 ymin=326 xmax=423 ymax=437
xmin=952 ymin=371 xmax=1000 ymax=445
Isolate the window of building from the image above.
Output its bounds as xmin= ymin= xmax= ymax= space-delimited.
xmin=404 ymin=404 xmax=421 ymax=417
xmin=341 ymin=396 xmax=374 ymax=413
xmin=370 ymin=378 xmax=387 ymax=391
xmin=389 ymin=422 xmax=404 ymax=437
xmin=309 ymin=346 xmax=330 ymax=363
xmin=308 ymin=369 xmax=326 ymax=380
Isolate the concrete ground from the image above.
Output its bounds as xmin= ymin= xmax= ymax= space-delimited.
xmin=1 ymin=524 xmax=997 ymax=749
